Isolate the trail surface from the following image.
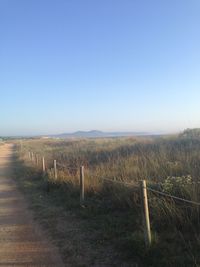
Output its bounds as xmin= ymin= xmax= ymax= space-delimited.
xmin=0 ymin=144 xmax=64 ymax=267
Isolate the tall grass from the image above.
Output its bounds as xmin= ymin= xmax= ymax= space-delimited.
xmin=18 ymin=135 xmax=200 ymax=266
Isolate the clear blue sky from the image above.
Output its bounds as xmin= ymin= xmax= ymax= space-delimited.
xmin=1 ymin=0 xmax=200 ymax=136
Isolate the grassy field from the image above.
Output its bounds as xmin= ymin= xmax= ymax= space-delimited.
xmin=13 ymin=130 xmax=200 ymax=266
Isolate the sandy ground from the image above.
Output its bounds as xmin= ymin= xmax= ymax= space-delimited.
xmin=0 ymin=144 xmax=65 ymax=267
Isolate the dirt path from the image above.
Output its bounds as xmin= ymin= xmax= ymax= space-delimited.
xmin=0 ymin=144 xmax=65 ymax=267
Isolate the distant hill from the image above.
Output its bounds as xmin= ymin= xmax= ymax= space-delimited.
xmin=49 ymin=130 xmax=151 ymax=139
xmin=180 ymin=128 xmax=200 ymax=139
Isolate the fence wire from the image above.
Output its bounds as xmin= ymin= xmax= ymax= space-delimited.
xmin=147 ymin=187 xmax=200 ymax=206
xmin=87 ymin=171 xmax=139 ymax=189
xmin=56 ymin=162 xmax=79 ymax=171
xmin=27 ymin=151 xmax=200 ymax=207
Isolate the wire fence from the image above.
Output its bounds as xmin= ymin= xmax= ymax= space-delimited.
xmin=147 ymin=187 xmax=200 ymax=206
xmin=56 ymin=162 xmax=79 ymax=171
xmin=25 ymin=150 xmax=200 ymax=247
xmin=27 ymin=150 xmax=200 ymax=206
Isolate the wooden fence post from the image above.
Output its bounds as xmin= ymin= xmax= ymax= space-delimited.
xmin=140 ymin=180 xmax=151 ymax=247
xmin=28 ymin=151 xmax=31 ymax=160
xmin=31 ymin=152 xmax=34 ymax=163
xmin=36 ymin=154 xmax=39 ymax=165
xmin=42 ymin=157 xmax=46 ymax=173
xmin=80 ymin=166 xmax=85 ymax=206
xmin=54 ymin=160 xmax=57 ymax=180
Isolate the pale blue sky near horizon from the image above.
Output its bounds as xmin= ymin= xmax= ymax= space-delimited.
xmin=0 ymin=0 xmax=200 ymax=136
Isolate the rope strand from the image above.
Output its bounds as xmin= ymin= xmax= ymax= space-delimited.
xmin=147 ymin=187 xmax=200 ymax=206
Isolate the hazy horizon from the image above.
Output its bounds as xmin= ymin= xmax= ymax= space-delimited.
xmin=1 ymin=0 xmax=200 ymax=136
xmin=0 ymin=128 xmax=181 ymax=138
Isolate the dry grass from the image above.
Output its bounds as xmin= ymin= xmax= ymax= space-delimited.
xmin=15 ymin=134 xmax=200 ymax=266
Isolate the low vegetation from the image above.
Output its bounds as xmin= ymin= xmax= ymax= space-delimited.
xmin=13 ymin=130 xmax=200 ymax=266
xmin=180 ymin=128 xmax=200 ymax=139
